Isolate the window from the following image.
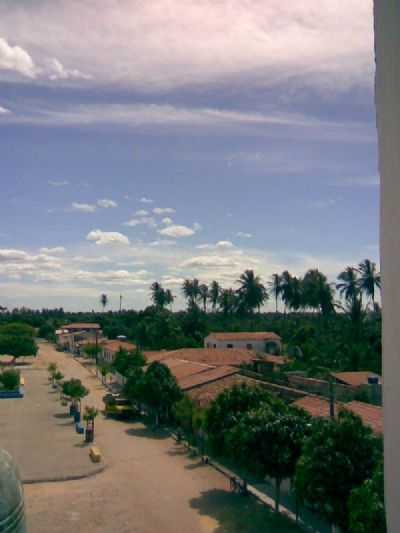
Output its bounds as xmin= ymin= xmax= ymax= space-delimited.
xmin=246 ymin=343 xmax=253 ymax=350
xmin=227 ymin=344 xmax=233 ymax=348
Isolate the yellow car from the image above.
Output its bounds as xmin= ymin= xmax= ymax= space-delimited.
xmin=103 ymin=394 xmax=138 ymax=419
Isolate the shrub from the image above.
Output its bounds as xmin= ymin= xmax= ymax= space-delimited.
xmin=0 ymin=369 xmax=20 ymax=390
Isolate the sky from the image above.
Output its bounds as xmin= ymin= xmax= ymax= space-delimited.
xmin=0 ymin=0 xmax=379 ymax=311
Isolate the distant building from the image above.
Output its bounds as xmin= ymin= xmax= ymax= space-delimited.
xmin=101 ymin=340 xmax=137 ymax=364
xmin=331 ymin=371 xmax=382 ymax=387
xmin=55 ymin=323 xmax=102 ymax=353
xmin=144 ymin=347 xmax=257 ymax=368
xmin=204 ymin=332 xmax=281 ymax=354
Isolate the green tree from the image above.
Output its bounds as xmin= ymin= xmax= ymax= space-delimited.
xmin=164 ymin=289 xmax=174 ymax=309
xmin=218 ymin=288 xmax=237 ymax=316
xmin=0 ymin=322 xmax=35 ymax=338
xmin=199 ymin=284 xmax=209 ymax=313
xmin=62 ymin=378 xmax=89 ymax=411
xmin=348 ymin=460 xmax=386 ymax=533
xmin=141 ymin=362 xmax=182 ymax=425
xmin=209 ymin=281 xmax=221 ymax=311
xmin=229 ymin=407 xmax=309 ymax=512
xmin=205 ymin=384 xmax=276 ymax=454
xmin=182 ymin=279 xmax=201 ymax=309
xmin=337 ymin=267 xmax=360 ymax=304
xmin=123 ymin=365 xmax=146 ymax=404
xmin=0 ymin=369 xmax=20 ymax=390
xmin=295 ymin=410 xmax=381 ymax=531
xmin=0 ymin=334 xmax=38 ymax=362
xmin=302 ymin=269 xmax=334 ymax=315
xmin=357 ymin=259 xmax=381 ymax=306
xmin=150 ymin=282 xmax=167 ymax=309
xmin=112 ymin=348 xmax=146 ymax=377
xmin=236 ymin=270 xmax=268 ymax=314
xmin=83 ymin=406 xmax=99 ymax=438
xmin=100 ymin=293 xmax=108 ymax=311
xmin=269 ymin=273 xmax=282 ymax=313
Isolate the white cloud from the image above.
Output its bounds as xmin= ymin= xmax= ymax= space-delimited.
xmin=71 ymin=202 xmax=97 ymax=213
xmin=149 ymin=240 xmax=176 ymax=247
xmin=0 ymin=2 xmax=373 ymax=92
xmin=97 ymin=198 xmax=118 ymax=209
xmin=140 ymin=197 xmax=153 ymax=204
xmin=135 ymin=209 xmax=148 ymax=216
xmin=124 ymin=217 xmax=157 ymax=228
xmin=193 ymin=222 xmax=202 ymax=231
xmin=158 ymin=224 xmax=195 ymax=238
xmin=48 ymin=180 xmax=69 ymax=187
xmin=182 ymin=255 xmax=240 ymax=269
xmin=39 ymin=247 xmax=66 ymax=255
xmin=0 ymin=106 xmax=10 ymax=114
xmin=153 ymin=207 xmax=176 ymax=215
xmin=0 ymin=37 xmax=37 ymax=78
xmin=216 ymin=240 xmax=234 ymax=249
xmin=161 ymin=217 xmax=173 ymax=225
xmin=86 ymin=229 xmax=130 ymax=246
xmin=236 ymin=232 xmax=252 ymax=238
xmin=196 ymin=240 xmax=234 ymax=250
xmin=46 ymin=58 xmax=91 ymax=81
xmin=72 ymin=255 xmax=111 ymax=264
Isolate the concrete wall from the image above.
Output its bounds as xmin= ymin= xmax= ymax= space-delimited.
xmin=374 ymin=2 xmax=400 ymax=530
xmin=205 ymin=337 xmax=281 ymax=353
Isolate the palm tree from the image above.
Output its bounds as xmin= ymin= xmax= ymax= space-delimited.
xmin=236 ymin=270 xmax=268 ymax=314
xmin=164 ymin=289 xmax=174 ymax=309
xmin=287 ymin=276 xmax=303 ymax=312
xmin=280 ymin=271 xmax=293 ymax=313
xmin=269 ymin=274 xmax=282 ymax=313
xmin=302 ymin=269 xmax=334 ymax=315
xmin=357 ymin=259 xmax=381 ymax=305
xmin=336 ymin=267 xmax=360 ymax=304
xmin=182 ymin=279 xmax=201 ymax=308
xmin=150 ymin=282 xmax=166 ymax=309
xmin=209 ymin=281 xmax=220 ymax=311
xmin=100 ymin=293 xmax=108 ymax=311
xmin=218 ymin=288 xmax=237 ymax=316
xmin=199 ymin=284 xmax=209 ymax=312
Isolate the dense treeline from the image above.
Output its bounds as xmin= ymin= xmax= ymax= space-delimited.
xmin=0 ymin=260 xmax=382 ymax=374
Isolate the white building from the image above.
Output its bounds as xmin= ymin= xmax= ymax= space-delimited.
xmin=204 ymin=332 xmax=282 ymax=354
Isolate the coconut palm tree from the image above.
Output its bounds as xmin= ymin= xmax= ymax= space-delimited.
xmin=199 ymin=284 xmax=209 ymax=312
xmin=302 ymin=269 xmax=335 ymax=315
xmin=336 ymin=267 xmax=360 ymax=304
xmin=280 ymin=271 xmax=293 ymax=313
xmin=100 ymin=293 xmax=108 ymax=311
xmin=236 ymin=270 xmax=268 ymax=314
xmin=209 ymin=281 xmax=220 ymax=311
xmin=164 ymin=289 xmax=174 ymax=309
xmin=150 ymin=282 xmax=166 ymax=309
xmin=357 ymin=259 xmax=381 ymax=305
xmin=182 ymin=279 xmax=201 ymax=308
xmin=269 ymin=274 xmax=282 ymax=313
xmin=218 ymin=288 xmax=237 ymax=316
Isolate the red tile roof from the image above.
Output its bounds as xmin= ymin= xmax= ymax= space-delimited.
xmin=292 ymin=396 xmax=383 ymax=434
xmin=263 ymin=355 xmax=290 ymax=366
xmin=206 ymin=331 xmax=281 ymax=341
xmin=331 ymin=371 xmax=382 ymax=387
xmin=178 ymin=366 xmax=238 ymax=391
xmin=146 ymin=348 xmax=256 ymax=367
xmin=102 ymin=340 xmax=136 ymax=353
xmin=187 ymin=374 xmax=261 ymax=407
xmin=63 ymin=323 xmax=101 ymax=330
xmin=162 ymin=359 xmax=214 ymax=381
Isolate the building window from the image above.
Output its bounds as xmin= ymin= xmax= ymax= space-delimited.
xmin=227 ymin=344 xmax=233 ymax=348
xmin=246 ymin=343 xmax=253 ymax=350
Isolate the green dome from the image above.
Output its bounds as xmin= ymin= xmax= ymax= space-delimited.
xmin=0 ymin=450 xmax=25 ymax=533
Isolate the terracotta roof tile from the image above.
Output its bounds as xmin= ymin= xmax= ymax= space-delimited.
xmin=63 ymin=323 xmax=101 ymax=330
xmin=332 ymin=371 xmax=382 ymax=387
xmin=206 ymin=331 xmax=281 ymax=342
xmin=162 ymin=359 xmax=214 ymax=380
xmin=146 ymin=348 xmax=256 ymax=367
xmin=178 ymin=366 xmax=238 ymax=391
xmin=293 ymin=396 xmax=332 ymax=418
xmin=187 ymin=374 xmax=261 ymax=407
xmin=102 ymin=340 xmax=136 ymax=353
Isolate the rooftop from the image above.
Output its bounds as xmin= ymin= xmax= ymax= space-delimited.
xmin=102 ymin=340 xmax=137 ymax=353
xmin=62 ymin=323 xmax=101 ymax=330
xmin=206 ymin=331 xmax=281 ymax=341
xmin=187 ymin=374 xmax=261 ymax=407
xmin=292 ymin=396 xmax=383 ymax=435
xmin=143 ymin=348 xmax=256 ymax=367
xmin=331 ymin=371 xmax=382 ymax=387
xmin=178 ymin=365 xmax=238 ymax=391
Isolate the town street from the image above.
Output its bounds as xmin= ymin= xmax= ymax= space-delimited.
xmin=23 ymin=342 xmax=298 ymax=533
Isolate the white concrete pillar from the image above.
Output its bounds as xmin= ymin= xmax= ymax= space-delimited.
xmin=374 ymin=2 xmax=400 ymax=531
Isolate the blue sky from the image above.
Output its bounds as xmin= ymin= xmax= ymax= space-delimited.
xmin=0 ymin=1 xmax=379 ymax=310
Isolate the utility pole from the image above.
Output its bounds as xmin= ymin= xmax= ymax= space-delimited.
xmin=119 ymin=294 xmax=122 ymax=313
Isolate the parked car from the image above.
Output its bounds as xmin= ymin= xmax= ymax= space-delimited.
xmin=102 ymin=393 xmax=139 ymax=419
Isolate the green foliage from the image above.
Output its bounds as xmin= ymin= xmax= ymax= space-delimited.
xmin=295 ymin=410 xmax=381 ymax=530
xmin=38 ymin=322 xmax=55 ymax=340
xmin=123 ymin=366 xmax=146 ymax=403
xmin=205 ymin=384 xmax=278 ymax=454
xmin=62 ymin=378 xmax=89 ymax=401
xmin=112 ymin=347 xmax=146 ymax=377
xmin=0 ymin=334 xmax=38 ymax=358
xmin=0 ymin=369 xmax=20 ymax=390
xmin=173 ymin=396 xmax=196 ymax=433
xmin=141 ymin=362 xmax=182 ymax=421
xmin=348 ymin=461 xmax=386 ymax=533
xmin=0 ymin=322 xmax=35 ymax=338
xmin=82 ymin=343 xmax=101 ymax=358
xmin=83 ymin=405 xmax=99 ymax=422
xmin=236 ymin=269 xmax=268 ymax=314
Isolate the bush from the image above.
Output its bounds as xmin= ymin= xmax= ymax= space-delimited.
xmin=0 ymin=369 xmax=20 ymax=390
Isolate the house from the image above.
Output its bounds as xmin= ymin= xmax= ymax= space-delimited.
xmin=292 ymin=396 xmax=383 ymax=435
xmin=56 ymin=323 xmax=102 ymax=353
xmin=254 ymin=355 xmax=291 ymax=373
xmin=331 ymin=371 xmax=382 ymax=387
xmin=204 ymin=332 xmax=282 ymax=353
xmin=143 ymin=347 xmax=257 ymax=368
xmin=101 ymin=340 xmax=137 ymax=364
